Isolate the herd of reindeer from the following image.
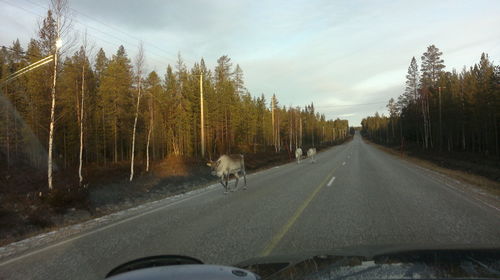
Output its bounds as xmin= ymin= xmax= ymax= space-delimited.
xmin=207 ymin=147 xmax=317 ymax=194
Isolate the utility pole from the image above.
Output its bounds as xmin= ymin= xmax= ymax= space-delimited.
xmin=271 ymin=96 xmax=275 ymax=152
xmin=310 ymin=120 xmax=314 ymax=147
xmin=299 ymin=116 xmax=302 ymax=147
xmin=200 ymin=73 xmax=205 ymax=158
xmin=322 ymin=125 xmax=325 ymax=144
xmin=438 ymin=86 xmax=446 ymax=152
xmin=312 ymin=127 xmax=315 ymax=147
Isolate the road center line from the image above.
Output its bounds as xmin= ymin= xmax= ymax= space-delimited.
xmin=1 ymin=143 xmax=353 ymax=267
xmin=327 ymin=176 xmax=336 ymax=186
xmin=261 ymin=166 xmax=339 ymax=256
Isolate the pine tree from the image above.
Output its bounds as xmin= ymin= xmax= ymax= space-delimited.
xmin=94 ymin=48 xmax=108 ymax=165
xmin=214 ymin=55 xmax=234 ymax=153
xmin=402 ymin=57 xmax=420 ymax=144
xmin=100 ymin=45 xmax=133 ymax=163
xmin=386 ymin=98 xmax=398 ymax=142
xmin=421 ymin=45 xmax=445 ymax=88
xmin=144 ymin=70 xmax=162 ymax=170
xmin=420 ymin=45 xmax=445 ymax=149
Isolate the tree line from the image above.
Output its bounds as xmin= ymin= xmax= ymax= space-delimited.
xmin=361 ymin=45 xmax=499 ymax=157
xmin=0 ymin=7 xmax=349 ymax=189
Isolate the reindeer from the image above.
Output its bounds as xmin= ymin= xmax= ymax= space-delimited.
xmin=295 ymin=148 xmax=303 ymax=164
xmin=207 ymin=154 xmax=247 ymax=194
xmin=307 ymin=148 xmax=316 ymax=163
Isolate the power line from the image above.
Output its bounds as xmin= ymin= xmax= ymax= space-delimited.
xmin=1 ymin=0 xmax=183 ymax=69
xmin=1 ymin=43 xmax=202 ymax=89
xmin=21 ymin=0 xmax=191 ymax=65
xmin=1 ymin=44 xmax=136 ymax=87
xmin=67 ymin=4 xmax=183 ymax=62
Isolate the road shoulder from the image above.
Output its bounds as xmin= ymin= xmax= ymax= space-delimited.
xmin=364 ymin=138 xmax=500 ymax=213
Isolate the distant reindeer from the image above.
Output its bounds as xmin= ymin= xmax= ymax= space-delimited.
xmin=295 ymin=147 xmax=303 ymax=164
xmin=307 ymin=148 xmax=317 ymax=163
xmin=207 ymin=154 xmax=247 ymax=194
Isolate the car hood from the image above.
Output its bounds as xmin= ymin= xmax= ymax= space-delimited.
xmin=236 ymin=244 xmax=500 ymax=279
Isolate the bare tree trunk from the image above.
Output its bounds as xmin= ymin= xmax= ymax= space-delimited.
xmin=130 ymin=43 xmax=144 ymax=181
xmin=289 ymin=111 xmax=292 ymax=151
xmin=47 ymin=0 xmax=72 ymax=190
xmin=146 ymin=78 xmax=154 ymax=171
xmin=312 ymin=124 xmax=315 ymax=147
xmin=78 ymin=57 xmax=85 ymax=186
xmin=421 ymin=90 xmax=431 ymax=149
xmin=114 ymin=112 xmax=117 ymax=163
xmin=322 ymin=125 xmax=325 ymax=144
xmin=12 ymin=98 xmax=18 ymax=160
xmin=391 ymin=119 xmax=395 ymax=141
xmin=130 ymin=87 xmax=141 ymax=181
xmin=95 ymin=117 xmax=99 ymax=164
xmin=4 ymin=100 xmax=10 ymax=168
xmin=426 ymin=94 xmax=433 ymax=148
xmin=225 ymin=109 xmax=229 ymax=154
xmin=146 ymin=110 xmax=153 ymax=172
xmin=120 ymin=137 xmax=124 ymax=161
xmin=63 ymin=126 xmax=67 ymax=168
xmin=293 ymin=112 xmax=299 ymax=149
xmin=48 ymin=40 xmax=58 ymax=191
xmin=494 ymin=113 xmax=499 ymax=157
xmin=102 ymin=107 xmax=107 ymax=167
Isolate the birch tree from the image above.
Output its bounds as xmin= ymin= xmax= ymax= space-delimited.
xmin=47 ymin=0 xmax=72 ymax=190
xmin=130 ymin=42 xmax=144 ymax=181
xmin=78 ymin=31 xmax=92 ymax=186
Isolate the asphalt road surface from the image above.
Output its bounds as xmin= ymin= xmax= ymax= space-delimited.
xmin=1 ymin=132 xmax=499 ymax=279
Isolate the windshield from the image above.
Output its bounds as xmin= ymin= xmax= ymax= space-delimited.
xmin=0 ymin=0 xmax=499 ymax=279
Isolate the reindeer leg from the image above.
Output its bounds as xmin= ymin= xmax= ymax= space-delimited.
xmin=224 ymin=174 xmax=229 ymax=194
xmin=243 ymin=169 xmax=247 ymax=190
xmin=233 ymin=173 xmax=239 ymax=192
xmin=221 ymin=174 xmax=228 ymax=194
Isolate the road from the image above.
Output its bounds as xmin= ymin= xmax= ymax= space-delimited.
xmin=1 ymin=132 xmax=499 ymax=279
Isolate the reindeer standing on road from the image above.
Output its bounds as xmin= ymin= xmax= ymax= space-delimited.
xmin=295 ymin=148 xmax=303 ymax=164
xmin=307 ymin=148 xmax=317 ymax=163
xmin=207 ymin=154 xmax=247 ymax=194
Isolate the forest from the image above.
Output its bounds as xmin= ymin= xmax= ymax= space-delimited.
xmin=361 ymin=45 xmax=499 ymax=162
xmin=0 ymin=8 xmax=350 ymax=191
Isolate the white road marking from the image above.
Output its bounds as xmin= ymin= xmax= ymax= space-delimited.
xmin=0 ymin=141 xmax=352 ymax=266
xmin=327 ymin=177 xmax=336 ymax=186
xmin=342 ymin=162 xmax=346 ymax=166
xmin=395 ymin=155 xmax=500 ymax=215
xmin=443 ymin=182 xmax=500 ymax=213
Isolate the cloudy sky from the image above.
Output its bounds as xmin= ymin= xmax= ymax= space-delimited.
xmin=1 ymin=0 xmax=499 ymax=125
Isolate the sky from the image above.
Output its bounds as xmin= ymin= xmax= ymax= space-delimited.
xmin=1 ymin=0 xmax=499 ymax=125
